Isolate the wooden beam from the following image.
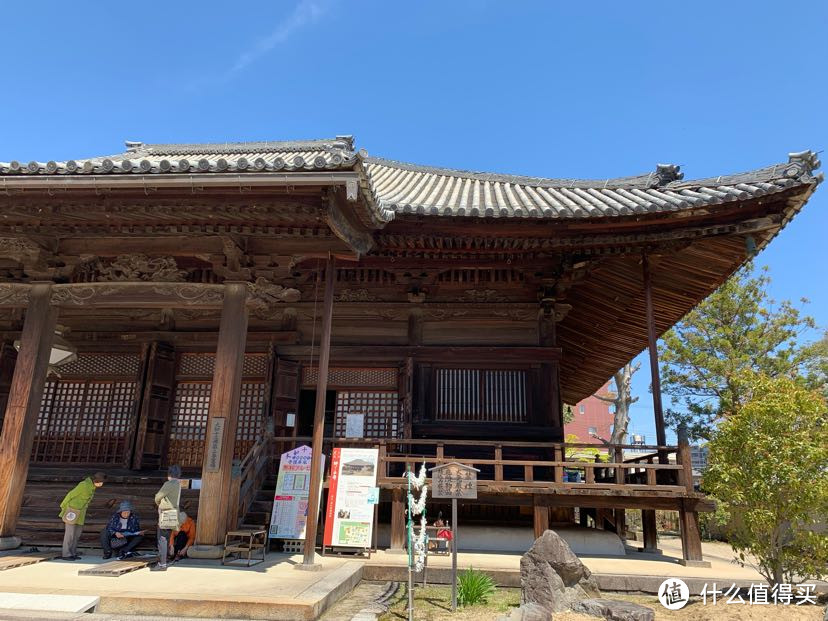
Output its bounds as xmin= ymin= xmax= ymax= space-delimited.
xmin=0 ymin=283 xmax=57 ymax=548
xmin=302 ymin=255 xmax=335 ymax=566
xmin=326 ymin=189 xmax=375 ymax=256
xmin=191 ymin=283 xmax=249 ymax=556
xmin=643 ymin=252 xmax=667 ymax=449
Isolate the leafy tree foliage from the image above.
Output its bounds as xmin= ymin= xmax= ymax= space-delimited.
xmin=658 ymin=263 xmax=819 ymax=439
xmin=702 ymin=373 xmax=828 ymax=586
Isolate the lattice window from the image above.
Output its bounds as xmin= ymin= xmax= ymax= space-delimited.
xmin=302 ymin=367 xmax=397 ymax=388
xmin=168 ymin=382 xmax=211 ymax=468
xmin=177 ymin=353 xmax=267 ymax=379
xmin=168 ymin=380 xmax=266 ymax=469
xmin=435 ymin=368 xmax=528 ymax=423
xmin=57 ymin=353 xmax=141 ymax=378
xmin=32 ymin=380 xmax=137 ymax=464
xmin=235 ymin=382 xmax=267 ymax=457
xmin=335 ymin=391 xmax=400 ymax=438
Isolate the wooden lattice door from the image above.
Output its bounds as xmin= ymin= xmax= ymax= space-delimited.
xmin=167 ymin=353 xmax=268 ymax=469
xmin=31 ymin=353 xmax=142 ymax=466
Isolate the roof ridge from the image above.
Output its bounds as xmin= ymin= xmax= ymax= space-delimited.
xmin=363 ymin=155 xmax=656 ymax=189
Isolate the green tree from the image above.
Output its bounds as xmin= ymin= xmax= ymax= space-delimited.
xmin=659 ymin=263 xmax=819 ymax=439
xmin=702 ymin=373 xmax=828 ymax=586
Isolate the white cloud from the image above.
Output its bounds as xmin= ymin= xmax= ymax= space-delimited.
xmin=231 ymin=0 xmax=329 ymax=74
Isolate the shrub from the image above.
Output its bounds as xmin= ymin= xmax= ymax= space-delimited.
xmin=703 ymin=373 xmax=828 ymax=586
xmin=457 ymin=567 xmax=496 ymax=607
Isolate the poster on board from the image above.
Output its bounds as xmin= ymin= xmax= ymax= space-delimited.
xmin=323 ymin=447 xmax=379 ymax=548
xmin=269 ymin=445 xmax=324 ymax=539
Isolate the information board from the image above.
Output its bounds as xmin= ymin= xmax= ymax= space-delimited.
xmin=431 ymin=462 xmax=478 ymax=499
xmin=323 ymin=447 xmax=379 ymax=548
xmin=269 ymin=445 xmax=324 ymax=539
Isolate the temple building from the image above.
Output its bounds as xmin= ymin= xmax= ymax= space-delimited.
xmin=0 ymin=138 xmax=820 ymax=564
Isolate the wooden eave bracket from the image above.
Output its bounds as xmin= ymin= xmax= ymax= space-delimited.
xmin=325 ymin=189 xmax=376 ymax=257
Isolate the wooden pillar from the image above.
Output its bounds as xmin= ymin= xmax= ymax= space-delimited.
xmin=678 ymin=500 xmax=707 ymax=566
xmin=0 ymin=283 xmax=57 ymax=549
xmin=533 ymin=496 xmax=549 ymax=539
xmin=191 ymin=283 xmax=248 ymax=557
xmin=615 ymin=509 xmax=627 ymax=539
xmin=0 ymin=343 xmax=18 ymax=435
xmin=301 ymin=255 xmax=335 ymax=567
xmin=642 ymin=252 xmax=667 ymax=450
xmin=641 ymin=509 xmax=659 ymax=553
xmin=390 ymin=488 xmax=406 ymax=550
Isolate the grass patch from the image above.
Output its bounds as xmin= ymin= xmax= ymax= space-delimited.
xmin=380 ymin=584 xmax=520 ymax=621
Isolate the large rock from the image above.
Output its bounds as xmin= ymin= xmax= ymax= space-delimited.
xmin=520 ymin=530 xmax=601 ymax=614
xmin=572 ymin=598 xmax=655 ymax=621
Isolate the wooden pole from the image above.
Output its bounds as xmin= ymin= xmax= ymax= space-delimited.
xmin=451 ymin=497 xmax=458 ymax=612
xmin=642 ymin=252 xmax=667 ymax=452
xmin=191 ymin=283 xmax=248 ymax=557
xmin=301 ymin=255 xmax=335 ymax=566
xmin=0 ymin=283 xmax=57 ymax=549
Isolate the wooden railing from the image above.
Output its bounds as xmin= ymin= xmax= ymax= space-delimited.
xmin=227 ymin=433 xmax=275 ymax=531
xmin=271 ymin=436 xmax=695 ymax=495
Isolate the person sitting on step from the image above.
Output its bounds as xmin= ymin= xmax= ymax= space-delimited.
xmin=101 ymin=500 xmax=145 ymax=560
xmin=168 ymin=511 xmax=196 ymax=562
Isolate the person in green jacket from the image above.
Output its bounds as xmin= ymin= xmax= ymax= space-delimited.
xmin=59 ymin=472 xmax=106 ymax=560
xmin=151 ymin=464 xmax=181 ymax=572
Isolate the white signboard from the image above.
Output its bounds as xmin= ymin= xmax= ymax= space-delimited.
xmin=269 ymin=445 xmax=324 ymax=539
xmin=345 ymin=412 xmax=365 ymax=438
xmin=323 ymin=447 xmax=379 ymax=548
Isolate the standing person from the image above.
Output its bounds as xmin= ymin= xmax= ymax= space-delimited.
xmin=152 ymin=464 xmax=181 ymax=572
xmin=168 ymin=511 xmax=196 ymax=563
xmin=59 ymin=472 xmax=106 ymax=561
xmin=100 ymin=500 xmax=145 ymax=560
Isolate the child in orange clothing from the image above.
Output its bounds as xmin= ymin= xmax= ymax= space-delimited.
xmin=169 ymin=511 xmax=196 ymax=562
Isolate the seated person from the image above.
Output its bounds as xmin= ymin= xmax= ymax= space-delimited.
xmin=169 ymin=511 xmax=196 ymax=562
xmin=100 ymin=500 xmax=145 ymax=560
xmin=434 ymin=513 xmax=452 ymax=541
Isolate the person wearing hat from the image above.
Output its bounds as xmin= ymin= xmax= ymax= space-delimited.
xmin=59 ymin=472 xmax=106 ymax=561
xmin=168 ymin=511 xmax=196 ymax=562
xmin=100 ymin=500 xmax=145 ymax=560
xmin=151 ymin=464 xmax=182 ymax=572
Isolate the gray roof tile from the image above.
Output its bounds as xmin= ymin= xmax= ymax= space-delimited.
xmin=0 ymin=138 xmax=820 ymax=221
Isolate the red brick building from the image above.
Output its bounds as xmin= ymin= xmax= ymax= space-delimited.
xmin=566 ymin=382 xmax=614 ymax=445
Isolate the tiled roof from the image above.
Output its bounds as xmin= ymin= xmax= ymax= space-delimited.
xmin=0 ymin=137 xmax=820 ymax=220
xmin=363 ymin=151 xmax=822 ymax=219
xmin=0 ymin=137 xmax=357 ymax=175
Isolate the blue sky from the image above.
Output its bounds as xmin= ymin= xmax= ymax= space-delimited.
xmin=1 ymin=1 xmax=826 ymax=442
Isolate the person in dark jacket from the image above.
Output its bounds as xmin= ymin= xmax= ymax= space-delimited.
xmin=100 ymin=500 xmax=145 ymax=560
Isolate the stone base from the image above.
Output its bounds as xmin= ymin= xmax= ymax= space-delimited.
xmin=187 ymin=544 xmax=224 ymax=559
xmin=294 ymin=562 xmax=324 ymax=572
xmin=640 ymin=547 xmax=662 ymax=555
xmin=678 ymin=558 xmax=712 ymax=568
xmin=0 ymin=536 xmax=21 ymax=550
